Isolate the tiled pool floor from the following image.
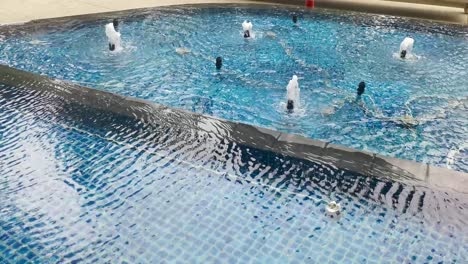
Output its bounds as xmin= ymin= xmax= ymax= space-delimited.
xmin=1 ymin=73 xmax=467 ymax=263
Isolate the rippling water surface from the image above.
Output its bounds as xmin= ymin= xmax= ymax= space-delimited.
xmin=0 ymin=6 xmax=467 ymax=172
xmin=1 ymin=76 xmax=468 ymax=263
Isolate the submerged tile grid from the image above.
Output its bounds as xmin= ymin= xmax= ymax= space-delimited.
xmin=1 ymin=83 xmax=467 ymax=263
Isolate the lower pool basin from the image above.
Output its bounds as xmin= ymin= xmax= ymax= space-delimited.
xmin=1 ymin=70 xmax=467 ymax=263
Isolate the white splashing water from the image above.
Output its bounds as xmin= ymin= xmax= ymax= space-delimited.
xmin=398 ymin=37 xmax=416 ymax=59
xmin=242 ymin=20 xmax=254 ymax=38
xmin=105 ymin=23 xmax=122 ymax=52
xmin=286 ymin=75 xmax=300 ymax=108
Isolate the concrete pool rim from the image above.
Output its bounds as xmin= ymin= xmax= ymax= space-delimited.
xmin=1 ymin=3 xmax=467 ymax=39
xmin=1 ymin=64 xmax=467 ymax=195
xmin=0 ymin=0 xmax=467 ymax=26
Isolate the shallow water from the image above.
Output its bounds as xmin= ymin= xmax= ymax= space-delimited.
xmin=1 ymin=81 xmax=467 ymax=263
xmin=0 ymin=5 xmax=467 ymax=172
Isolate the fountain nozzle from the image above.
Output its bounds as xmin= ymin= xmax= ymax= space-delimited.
xmin=400 ymin=50 xmax=407 ymax=59
xmin=216 ymin=57 xmax=223 ymax=70
xmin=357 ymin=81 xmax=366 ymax=96
xmin=326 ymin=201 xmax=341 ymax=215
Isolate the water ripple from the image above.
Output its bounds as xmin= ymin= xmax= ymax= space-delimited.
xmin=1 ymin=6 xmax=468 ymax=263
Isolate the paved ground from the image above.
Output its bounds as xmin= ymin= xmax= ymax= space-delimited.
xmin=0 ymin=0 xmax=466 ymax=24
xmin=0 ymin=0 xmax=262 ymax=24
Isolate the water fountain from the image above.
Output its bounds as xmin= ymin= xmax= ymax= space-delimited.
xmin=326 ymin=201 xmax=342 ymax=219
xmin=286 ymin=75 xmax=300 ymax=111
xmin=357 ymin=82 xmax=366 ymax=97
xmin=292 ymin=15 xmax=298 ymax=24
xmin=399 ymin=37 xmax=414 ymax=59
xmin=216 ymin=57 xmax=223 ymax=70
xmin=105 ymin=22 xmax=122 ymax=52
xmin=242 ymin=20 xmax=253 ymax=38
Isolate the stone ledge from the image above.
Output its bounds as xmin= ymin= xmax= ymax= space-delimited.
xmin=1 ymin=64 xmax=466 ymax=194
xmin=0 ymin=0 xmax=466 ymax=25
xmin=372 ymin=154 xmax=428 ymax=182
xmin=253 ymin=0 xmax=468 ymax=24
xmin=428 ymin=166 xmax=468 ymax=194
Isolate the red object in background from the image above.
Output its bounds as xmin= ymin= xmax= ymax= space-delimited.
xmin=305 ymin=0 xmax=315 ymax=8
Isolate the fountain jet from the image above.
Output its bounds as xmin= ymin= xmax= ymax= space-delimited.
xmin=242 ymin=20 xmax=253 ymax=38
xmin=399 ymin=37 xmax=414 ymax=59
xmin=286 ymin=75 xmax=300 ymax=111
xmin=105 ymin=23 xmax=122 ymax=52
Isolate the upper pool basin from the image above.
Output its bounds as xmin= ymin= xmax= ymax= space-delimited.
xmin=0 ymin=5 xmax=467 ymax=172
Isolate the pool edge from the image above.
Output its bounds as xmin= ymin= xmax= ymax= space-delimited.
xmin=256 ymin=0 xmax=468 ymax=25
xmin=0 ymin=0 xmax=467 ymax=26
xmin=1 ymin=64 xmax=467 ymax=194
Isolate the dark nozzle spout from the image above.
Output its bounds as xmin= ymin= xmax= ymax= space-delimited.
xmin=216 ymin=57 xmax=223 ymax=70
xmin=400 ymin=50 xmax=407 ymax=59
xmin=357 ymin=81 xmax=366 ymax=96
xmin=292 ymin=15 xmax=298 ymax=24
xmin=287 ymin=100 xmax=294 ymax=112
xmin=113 ymin=19 xmax=119 ymax=31
xmin=109 ymin=43 xmax=115 ymax=51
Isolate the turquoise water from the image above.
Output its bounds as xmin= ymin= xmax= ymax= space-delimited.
xmin=0 ymin=5 xmax=467 ymax=173
xmin=1 ymin=80 xmax=467 ymax=263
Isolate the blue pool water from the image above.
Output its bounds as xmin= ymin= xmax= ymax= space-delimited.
xmin=0 ymin=6 xmax=467 ymax=172
xmin=1 ymin=80 xmax=467 ymax=263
